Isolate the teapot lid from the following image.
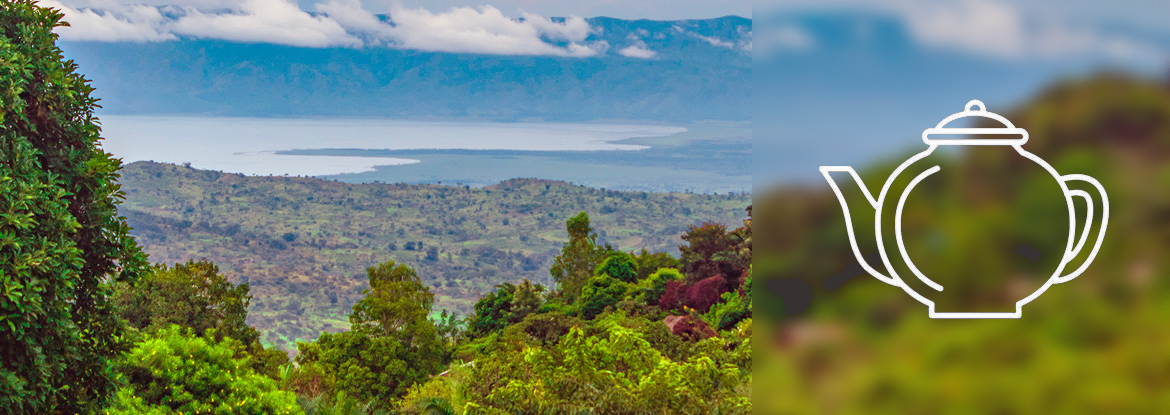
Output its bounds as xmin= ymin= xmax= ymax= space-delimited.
xmin=922 ymin=100 xmax=1028 ymax=145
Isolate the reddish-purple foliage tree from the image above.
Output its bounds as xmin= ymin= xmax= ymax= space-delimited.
xmin=686 ymin=276 xmax=727 ymax=313
xmin=658 ymin=281 xmax=689 ymax=312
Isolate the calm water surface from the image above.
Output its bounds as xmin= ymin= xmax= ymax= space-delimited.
xmin=99 ymin=115 xmax=683 ymax=177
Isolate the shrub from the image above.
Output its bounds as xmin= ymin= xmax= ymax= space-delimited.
xmin=458 ymin=313 xmax=749 ymax=413
xmin=666 ymin=315 xmax=718 ymax=342
xmin=702 ymin=291 xmax=752 ymax=331
xmin=107 ymin=326 xmax=302 ymax=415
xmin=513 ymin=312 xmax=582 ymax=346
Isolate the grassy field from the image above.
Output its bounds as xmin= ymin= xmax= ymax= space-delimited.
xmin=119 ymin=161 xmax=751 ymax=348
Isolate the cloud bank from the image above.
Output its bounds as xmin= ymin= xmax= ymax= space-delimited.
xmin=44 ymin=0 xmax=606 ymax=56
xmin=758 ymin=0 xmax=1166 ymax=63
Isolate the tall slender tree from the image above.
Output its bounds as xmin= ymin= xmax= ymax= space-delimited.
xmin=549 ymin=211 xmax=609 ymax=304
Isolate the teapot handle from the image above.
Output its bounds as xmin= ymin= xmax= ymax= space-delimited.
xmin=1052 ymin=174 xmax=1109 ymax=284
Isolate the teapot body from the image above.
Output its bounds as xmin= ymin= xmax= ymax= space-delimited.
xmin=874 ymin=144 xmax=1076 ymax=316
xmin=822 ymin=100 xmax=1108 ymax=319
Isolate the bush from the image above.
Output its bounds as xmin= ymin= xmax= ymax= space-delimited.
xmin=106 ymin=326 xmax=302 ymax=415
xmin=513 ymin=312 xmax=582 ymax=346
xmin=703 ymin=290 xmax=752 ymax=331
xmin=665 ymin=315 xmax=718 ymax=342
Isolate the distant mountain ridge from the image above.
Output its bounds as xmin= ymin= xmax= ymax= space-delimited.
xmin=60 ymin=16 xmax=750 ymax=122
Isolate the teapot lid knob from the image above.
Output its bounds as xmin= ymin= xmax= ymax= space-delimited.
xmin=966 ymin=100 xmax=986 ymax=112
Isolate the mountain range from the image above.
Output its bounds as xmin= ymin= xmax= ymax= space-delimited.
xmin=59 ymin=16 xmax=750 ymax=122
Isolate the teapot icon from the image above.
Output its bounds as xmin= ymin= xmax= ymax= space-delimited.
xmin=820 ymin=100 xmax=1108 ymax=319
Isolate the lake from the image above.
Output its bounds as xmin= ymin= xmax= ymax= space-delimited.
xmin=98 ymin=115 xmax=750 ymax=193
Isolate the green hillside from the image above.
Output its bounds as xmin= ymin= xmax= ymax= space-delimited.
xmin=117 ymin=161 xmax=751 ymax=348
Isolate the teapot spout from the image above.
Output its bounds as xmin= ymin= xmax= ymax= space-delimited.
xmin=819 ymin=166 xmax=899 ymax=286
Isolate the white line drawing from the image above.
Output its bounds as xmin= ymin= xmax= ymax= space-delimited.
xmin=820 ymin=100 xmax=1109 ymax=319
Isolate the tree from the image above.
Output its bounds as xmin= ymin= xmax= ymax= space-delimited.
xmin=0 ymin=2 xmax=149 ymax=412
xmin=577 ymin=275 xmax=631 ymax=320
xmin=294 ymin=262 xmax=445 ymax=408
xmin=634 ymin=268 xmax=683 ymax=306
xmin=631 ymin=249 xmax=680 ymax=281
xmin=596 ymin=251 xmax=638 ymax=283
xmin=111 ymin=259 xmax=288 ymax=377
xmin=467 ymin=279 xmax=545 ymax=337
xmin=550 ymin=212 xmax=609 ymax=304
xmin=456 ymin=313 xmax=751 ymax=413
xmin=678 ymin=222 xmax=749 ymax=284
xmin=106 ymin=326 xmax=303 ymax=415
xmin=113 ymin=260 xmax=257 ymax=346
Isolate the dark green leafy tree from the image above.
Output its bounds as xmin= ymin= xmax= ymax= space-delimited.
xmin=294 ymin=262 xmax=445 ymax=408
xmin=111 ymin=259 xmax=288 ymax=377
xmin=549 ymin=212 xmax=610 ymax=303
xmin=595 ymin=251 xmax=638 ymax=283
xmin=577 ymin=275 xmax=631 ymax=320
xmin=113 ymin=260 xmax=257 ymax=345
xmin=466 ymin=279 xmax=544 ymax=337
xmin=0 ymin=2 xmax=148 ymax=412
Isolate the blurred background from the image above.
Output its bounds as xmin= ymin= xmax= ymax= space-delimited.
xmin=754 ymin=0 xmax=1170 ymax=413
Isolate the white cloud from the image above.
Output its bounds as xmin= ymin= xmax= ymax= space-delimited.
xmin=46 ymin=0 xmax=608 ymax=57
xmin=764 ymin=0 xmax=1166 ymax=62
xmin=898 ymin=0 xmax=1166 ymax=61
xmin=314 ymin=0 xmax=396 ymax=43
xmin=692 ymin=32 xmax=734 ymax=49
xmin=376 ymin=5 xmax=603 ymax=56
xmin=618 ymin=31 xmax=656 ymax=58
xmin=520 ymin=12 xmax=592 ymax=42
xmin=899 ymin=0 xmax=1026 ymax=57
xmin=618 ymin=43 xmax=656 ymax=58
xmin=43 ymin=0 xmax=174 ymax=42
xmin=754 ymin=25 xmax=812 ymax=57
xmin=772 ymin=26 xmax=811 ymax=50
xmin=170 ymin=0 xmax=361 ymax=47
